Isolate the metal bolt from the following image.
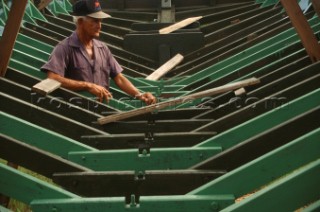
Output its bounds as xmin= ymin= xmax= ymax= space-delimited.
xmin=130 ymin=194 xmax=137 ymax=207
xmin=142 ymin=149 xmax=148 ymax=156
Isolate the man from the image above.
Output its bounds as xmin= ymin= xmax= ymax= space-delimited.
xmin=41 ymin=0 xmax=156 ymax=105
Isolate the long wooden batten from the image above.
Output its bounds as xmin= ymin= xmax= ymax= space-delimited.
xmin=97 ymin=77 xmax=260 ymax=125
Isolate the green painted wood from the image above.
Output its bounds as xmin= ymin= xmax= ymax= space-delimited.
xmin=11 ymin=48 xmax=46 ymax=69
xmin=0 ymin=92 xmax=110 ymax=140
xmin=1 ymin=112 xmax=97 ymax=158
xmin=57 ymin=0 xmax=73 ymax=12
xmin=31 ymin=195 xmax=235 ymax=212
xmin=219 ymin=48 xmax=309 ymax=86
xmin=0 ymin=17 xmax=5 ymax=26
xmin=261 ymin=0 xmax=279 ymax=7
xmin=190 ymin=128 xmax=320 ymax=197
xmin=0 ymin=0 xmax=9 ymax=22
xmin=0 ymin=133 xmax=93 ymax=177
xmin=26 ymin=0 xmax=47 ymax=22
xmin=197 ymin=88 xmax=320 ymax=149
xmin=68 ymin=147 xmax=221 ymax=171
xmin=14 ymin=40 xmax=50 ymax=61
xmin=186 ymin=28 xmax=319 ymax=95
xmin=115 ymin=74 xmax=160 ymax=91
xmin=220 ymin=159 xmax=320 ymax=212
xmin=68 ymin=89 xmax=320 ymax=171
xmin=2 ymin=77 xmax=103 ymax=121
xmin=0 ymin=163 xmax=78 ymax=205
xmin=172 ymin=17 xmax=320 ymax=90
xmin=17 ymin=33 xmax=54 ymax=53
xmin=47 ymin=0 xmax=70 ymax=16
xmin=9 ymin=58 xmax=46 ymax=79
xmin=22 ymin=8 xmax=38 ymax=25
xmin=109 ymin=79 xmax=160 ymax=102
xmin=183 ymin=41 xmax=314 ymax=96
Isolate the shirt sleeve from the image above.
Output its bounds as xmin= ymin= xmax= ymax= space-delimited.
xmin=105 ymin=46 xmax=123 ymax=78
xmin=40 ymin=42 xmax=69 ymax=76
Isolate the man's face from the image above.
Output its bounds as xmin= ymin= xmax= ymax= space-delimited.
xmin=81 ymin=16 xmax=102 ymax=38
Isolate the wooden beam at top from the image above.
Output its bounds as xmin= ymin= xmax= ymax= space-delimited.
xmin=312 ymin=0 xmax=320 ymax=18
xmin=0 ymin=0 xmax=28 ymax=77
xmin=0 ymin=0 xmax=28 ymax=200
xmin=280 ymin=0 xmax=320 ymax=62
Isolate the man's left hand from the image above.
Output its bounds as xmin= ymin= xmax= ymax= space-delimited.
xmin=138 ymin=92 xmax=157 ymax=105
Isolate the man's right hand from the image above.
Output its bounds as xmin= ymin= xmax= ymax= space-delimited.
xmin=86 ymin=82 xmax=113 ymax=102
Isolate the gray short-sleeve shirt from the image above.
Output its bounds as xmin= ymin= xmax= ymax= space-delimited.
xmin=41 ymin=31 xmax=123 ymax=90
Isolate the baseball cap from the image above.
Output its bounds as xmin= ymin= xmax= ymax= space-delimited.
xmin=72 ymin=0 xmax=111 ymax=19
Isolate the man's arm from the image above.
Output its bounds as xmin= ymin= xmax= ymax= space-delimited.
xmin=47 ymin=71 xmax=112 ymax=102
xmin=113 ymin=73 xmax=156 ymax=105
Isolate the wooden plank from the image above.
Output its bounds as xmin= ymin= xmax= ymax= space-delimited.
xmin=281 ymin=0 xmax=320 ymax=62
xmin=312 ymin=0 xmax=320 ymax=18
xmin=192 ymin=107 xmax=320 ymax=170
xmin=0 ymin=1 xmax=28 ymax=205
xmin=146 ymin=53 xmax=184 ymax=80
xmin=96 ymin=119 xmax=213 ymax=134
xmin=159 ymin=16 xmax=202 ymax=34
xmin=53 ymin=170 xmax=226 ymax=197
xmin=32 ymin=78 xmax=61 ymax=95
xmin=97 ymin=77 xmax=260 ymax=125
xmin=0 ymin=0 xmax=28 ymax=77
xmin=234 ymin=87 xmax=246 ymax=96
xmin=0 ymin=134 xmax=92 ymax=178
xmin=80 ymin=132 xmax=216 ymax=149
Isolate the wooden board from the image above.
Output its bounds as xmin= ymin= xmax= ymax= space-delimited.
xmin=32 ymin=78 xmax=61 ymax=95
xmin=0 ymin=134 xmax=91 ymax=178
xmin=312 ymin=0 xmax=320 ymax=19
xmin=281 ymin=0 xmax=320 ymax=62
xmin=159 ymin=16 xmax=203 ymax=34
xmin=0 ymin=0 xmax=28 ymax=77
xmin=97 ymin=77 xmax=260 ymax=125
xmin=234 ymin=87 xmax=246 ymax=96
xmin=146 ymin=54 xmax=184 ymax=80
xmin=80 ymin=132 xmax=216 ymax=149
xmin=53 ymin=170 xmax=225 ymax=197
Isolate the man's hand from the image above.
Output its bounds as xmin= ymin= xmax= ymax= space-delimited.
xmin=86 ymin=82 xmax=113 ymax=102
xmin=113 ymin=73 xmax=156 ymax=105
xmin=137 ymin=92 xmax=157 ymax=105
xmin=47 ymin=71 xmax=112 ymax=103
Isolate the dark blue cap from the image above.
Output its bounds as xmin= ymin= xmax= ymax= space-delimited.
xmin=72 ymin=0 xmax=110 ymax=19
